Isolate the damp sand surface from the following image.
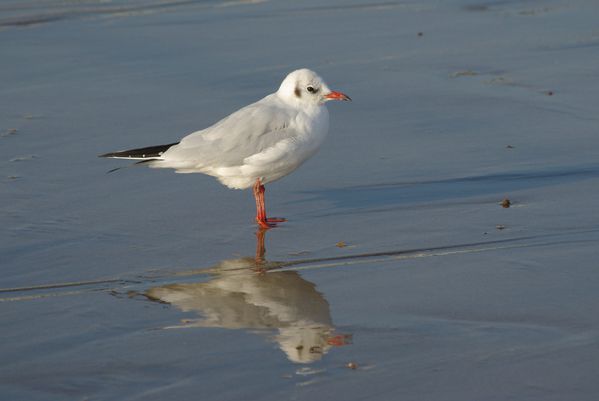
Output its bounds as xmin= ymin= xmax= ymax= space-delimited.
xmin=2 ymin=1 xmax=599 ymax=400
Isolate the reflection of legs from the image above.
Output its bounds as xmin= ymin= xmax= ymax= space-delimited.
xmin=255 ymin=228 xmax=266 ymax=264
xmin=253 ymin=179 xmax=286 ymax=228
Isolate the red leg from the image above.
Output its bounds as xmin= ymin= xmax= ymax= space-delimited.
xmin=252 ymin=179 xmax=286 ymax=228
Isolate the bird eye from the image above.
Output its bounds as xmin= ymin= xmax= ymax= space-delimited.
xmin=307 ymin=86 xmax=316 ymax=93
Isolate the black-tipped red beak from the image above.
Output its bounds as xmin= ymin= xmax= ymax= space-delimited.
xmin=324 ymin=91 xmax=351 ymax=101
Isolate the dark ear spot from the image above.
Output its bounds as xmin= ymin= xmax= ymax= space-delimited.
xmin=294 ymin=87 xmax=301 ymax=98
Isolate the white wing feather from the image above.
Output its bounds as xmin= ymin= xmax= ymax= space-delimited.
xmin=161 ymin=94 xmax=297 ymax=168
xmin=154 ymin=93 xmax=329 ymax=189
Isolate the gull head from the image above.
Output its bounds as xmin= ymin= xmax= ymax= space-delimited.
xmin=277 ymin=68 xmax=351 ymax=107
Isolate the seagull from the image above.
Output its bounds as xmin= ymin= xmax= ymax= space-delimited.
xmin=100 ymin=69 xmax=350 ymax=228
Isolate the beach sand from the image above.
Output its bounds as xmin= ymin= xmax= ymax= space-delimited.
xmin=2 ymin=0 xmax=599 ymax=399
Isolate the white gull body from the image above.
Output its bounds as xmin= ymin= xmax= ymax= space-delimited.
xmin=154 ymin=69 xmax=338 ymax=189
xmin=101 ymin=68 xmax=350 ymax=227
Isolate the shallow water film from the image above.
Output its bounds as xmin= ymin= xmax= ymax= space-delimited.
xmin=2 ymin=0 xmax=599 ymax=400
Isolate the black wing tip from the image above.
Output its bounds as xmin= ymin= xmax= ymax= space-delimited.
xmin=98 ymin=151 xmax=139 ymax=158
xmin=105 ymin=159 xmax=156 ymax=174
xmin=98 ymin=142 xmax=179 ymax=159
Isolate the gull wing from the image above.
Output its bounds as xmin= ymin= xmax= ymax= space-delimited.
xmin=162 ymin=94 xmax=298 ymax=168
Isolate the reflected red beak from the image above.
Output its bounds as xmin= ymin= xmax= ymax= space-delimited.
xmin=324 ymin=91 xmax=351 ymax=101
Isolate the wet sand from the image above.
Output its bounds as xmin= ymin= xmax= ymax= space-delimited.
xmin=2 ymin=0 xmax=599 ymax=400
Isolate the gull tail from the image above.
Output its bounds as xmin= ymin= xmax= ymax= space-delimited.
xmin=99 ymin=142 xmax=179 ymax=160
xmin=99 ymin=142 xmax=179 ymax=174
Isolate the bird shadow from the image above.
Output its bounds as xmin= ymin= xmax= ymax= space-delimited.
xmin=296 ymin=163 xmax=599 ymax=214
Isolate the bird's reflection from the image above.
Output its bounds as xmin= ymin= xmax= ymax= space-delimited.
xmin=145 ymin=229 xmax=351 ymax=364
